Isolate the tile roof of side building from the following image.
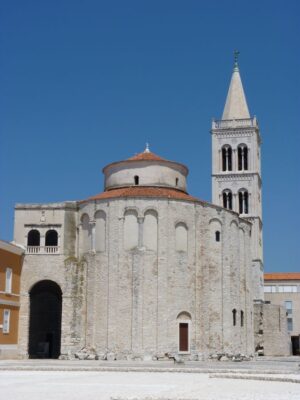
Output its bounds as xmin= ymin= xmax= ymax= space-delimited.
xmin=264 ymin=273 xmax=300 ymax=281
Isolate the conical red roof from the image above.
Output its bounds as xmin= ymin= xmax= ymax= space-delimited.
xmin=127 ymin=151 xmax=167 ymax=162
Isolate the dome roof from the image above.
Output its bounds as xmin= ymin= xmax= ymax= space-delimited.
xmin=127 ymin=150 xmax=167 ymax=162
xmin=80 ymin=146 xmax=207 ymax=205
xmin=103 ymin=146 xmax=188 ymax=175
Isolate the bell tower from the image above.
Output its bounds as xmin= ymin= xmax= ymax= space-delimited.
xmin=211 ymin=52 xmax=263 ymax=300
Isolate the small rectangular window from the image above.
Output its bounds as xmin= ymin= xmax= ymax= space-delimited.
xmin=240 ymin=310 xmax=244 ymax=327
xmin=3 ymin=309 xmax=10 ymax=334
xmin=264 ymin=286 xmax=271 ymax=293
xmin=287 ymin=318 xmax=293 ymax=332
xmin=285 ymin=301 xmax=292 ymax=310
xmin=285 ymin=301 xmax=293 ymax=316
xmin=264 ymin=285 xmax=276 ymax=293
xmin=278 ymin=285 xmax=297 ymax=293
xmin=5 ymin=268 xmax=12 ymax=293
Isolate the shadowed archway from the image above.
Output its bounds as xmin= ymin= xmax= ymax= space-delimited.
xmin=28 ymin=280 xmax=62 ymax=359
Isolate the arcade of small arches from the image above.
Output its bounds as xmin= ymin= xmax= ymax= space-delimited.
xmin=27 ymin=229 xmax=59 ymax=254
xmin=222 ymin=188 xmax=249 ymax=214
xmin=221 ymin=144 xmax=249 ymax=172
xmin=80 ymin=208 xmax=226 ymax=255
xmin=80 ymin=208 xmax=191 ymax=253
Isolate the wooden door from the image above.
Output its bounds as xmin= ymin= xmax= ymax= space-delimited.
xmin=179 ymin=322 xmax=189 ymax=352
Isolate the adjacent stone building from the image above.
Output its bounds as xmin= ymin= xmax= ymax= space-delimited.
xmin=12 ymin=57 xmax=290 ymax=360
xmin=0 ymin=240 xmax=24 ymax=359
xmin=264 ymin=273 xmax=300 ymax=355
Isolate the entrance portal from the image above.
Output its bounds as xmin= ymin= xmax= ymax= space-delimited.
xmin=28 ymin=280 xmax=62 ymax=359
xmin=291 ymin=336 xmax=300 ymax=356
xmin=179 ymin=323 xmax=189 ymax=352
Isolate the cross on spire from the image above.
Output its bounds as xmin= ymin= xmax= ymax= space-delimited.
xmin=234 ymin=50 xmax=240 ymax=70
xmin=144 ymin=142 xmax=150 ymax=153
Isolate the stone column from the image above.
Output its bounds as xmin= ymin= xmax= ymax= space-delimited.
xmin=137 ymin=217 xmax=144 ymax=248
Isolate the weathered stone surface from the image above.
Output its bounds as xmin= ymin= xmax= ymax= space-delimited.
xmin=106 ymin=352 xmax=116 ymax=361
xmin=13 ymin=132 xmax=273 ymax=362
xmin=254 ymin=302 xmax=290 ymax=356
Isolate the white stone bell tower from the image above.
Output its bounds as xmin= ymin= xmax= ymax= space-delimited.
xmin=211 ymin=52 xmax=263 ymax=301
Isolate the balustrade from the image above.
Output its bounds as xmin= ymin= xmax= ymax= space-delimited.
xmin=27 ymin=246 xmax=59 ymax=254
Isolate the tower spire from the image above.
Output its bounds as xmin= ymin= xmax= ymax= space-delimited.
xmin=222 ymin=51 xmax=250 ymax=120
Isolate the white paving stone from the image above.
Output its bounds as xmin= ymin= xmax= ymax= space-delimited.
xmin=0 ymin=371 xmax=299 ymax=400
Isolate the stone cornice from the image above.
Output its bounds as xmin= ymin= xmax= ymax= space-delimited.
xmin=212 ymin=172 xmax=262 ymax=184
xmin=211 ymin=128 xmax=261 ymax=141
xmin=211 ymin=126 xmax=261 ymax=143
xmin=24 ymin=223 xmax=62 ymax=228
xmin=15 ymin=202 xmax=78 ymax=211
xmin=242 ymin=215 xmax=263 ymax=227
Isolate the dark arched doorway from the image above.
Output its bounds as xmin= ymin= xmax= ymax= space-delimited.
xmin=28 ymin=280 xmax=62 ymax=359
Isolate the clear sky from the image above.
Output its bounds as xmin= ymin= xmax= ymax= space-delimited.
xmin=1 ymin=1 xmax=299 ymax=272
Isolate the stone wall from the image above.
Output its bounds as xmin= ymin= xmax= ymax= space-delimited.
xmin=254 ymin=302 xmax=290 ymax=356
xmin=15 ymin=197 xmax=254 ymax=360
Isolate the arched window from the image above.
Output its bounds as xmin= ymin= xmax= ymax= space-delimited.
xmin=238 ymin=189 xmax=249 ymax=214
xmin=238 ymin=144 xmax=248 ymax=171
xmin=232 ymin=309 xmax=237 ymax=326
xmin=95 ymin=210 xmax=106 ymax=252
xmin=27 ymin=230 xmax=40 ymax=247
xmin=143 ymin=210 xmax=158 ymax=251
xmin=175 ymin=177 xmax=179 ymax=186
xmin=124 ymin=209 xmax=139 ymax=250
xmin=175 ymin=222 xmax=188 ymax=252
xmin=241 ymin=310 xmax=244 ymax=327
xmin=134 ymin=175 xmax=139 ymax=185
xmin=45 ymin=230 xmax=58 ymax=247
xmin=81 ymin=214 xmax=91 ymax=253
xmin=222 ymin=145 xmax=232 ymax=172
xmin=215 ymin=231 xmax=220 ymax=242
xmin=222 ymin=189 xmax=233 ymax=210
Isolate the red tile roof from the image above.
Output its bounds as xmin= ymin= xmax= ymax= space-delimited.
xmin=127 ymin=151 xmax=167 ymax=162
xmin=85 ymin=186 xmax=199 ymax=202
xmin=264 ymin=273 xmax=300 ymax=281
xmin=103 ymin=151 xmax=188 ymax=174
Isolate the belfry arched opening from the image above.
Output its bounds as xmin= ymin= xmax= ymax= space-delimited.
xmin=28 ymin=280 xmax=62 ymax=359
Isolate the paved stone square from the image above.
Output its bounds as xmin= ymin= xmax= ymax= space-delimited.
xmin=0 ymin=370 xmax=300 ymax=400
xmin=0 ymin=359 xmax=300 ymax=400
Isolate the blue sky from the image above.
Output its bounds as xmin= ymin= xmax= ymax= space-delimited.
xmin=1 ymin=1 xmax=299 ymax=271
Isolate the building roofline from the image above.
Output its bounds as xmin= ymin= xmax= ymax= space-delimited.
xmin=15 ymin=201 xmax=78 ymax=210
xmin=264 ymin=273 xmax=300 ymax=281
xmin=0 ymin=240 xmax=25 ymax=256
xmin=102 ymin=157 xmax=189 ymax=176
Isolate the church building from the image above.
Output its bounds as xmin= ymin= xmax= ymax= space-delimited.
xmin=12 ymin=57 xmax=289 ymax=360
